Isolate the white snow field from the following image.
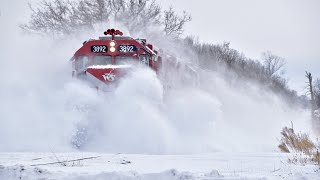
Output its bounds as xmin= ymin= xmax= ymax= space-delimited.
xmin=0 ymin=152 xmax=319 ymax=180
xmin=1 ymin=5 xmax=319 ymax=179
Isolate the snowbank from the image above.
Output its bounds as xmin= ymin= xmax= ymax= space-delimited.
xmin=0 ymin=152 xmax=319 ymax=180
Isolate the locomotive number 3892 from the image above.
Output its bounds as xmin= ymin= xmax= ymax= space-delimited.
xmin=91 ymin=45 xmax=107 ymax=53
xmin=118 ymin=45 xmax=137 ymax=53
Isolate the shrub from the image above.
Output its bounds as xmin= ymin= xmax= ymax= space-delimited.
xmin=279 ymin=126 xmax=319 ymax=167
xmin=278 ymin=126 xmax=315 ymax=155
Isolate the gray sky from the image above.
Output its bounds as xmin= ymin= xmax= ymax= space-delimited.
xmin=1 ymin=0 xmax=319 ymax=94
xmin=159 ymin=0 xmax=320 ymax=94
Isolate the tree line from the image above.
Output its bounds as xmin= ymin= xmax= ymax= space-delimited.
xmin=21 ymin=0 xmax=191 ymax=37
xmin=21 ymin=0 xmax=314 ymax=109
xmin=180 ymin=37 xmax=303 ymax=106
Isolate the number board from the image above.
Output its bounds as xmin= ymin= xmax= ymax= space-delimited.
xmin=118 ymin=45 xmax=137 ymax=53
xmin=91 ymin=45 xmax=107 ymax=53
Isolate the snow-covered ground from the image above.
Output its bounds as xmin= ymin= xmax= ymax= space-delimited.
xmin=1 ymin=2 xmax=319 ymax=179
xmin=0 ymin=152 xmax=319 ymax=180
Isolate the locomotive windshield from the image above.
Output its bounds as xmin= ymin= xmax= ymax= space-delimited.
xmin=93 ymin=56 xmax=112 ymax=65
xmin=75 ymin=56 xmax=89 ymax=70
xmin=115 ymin=56 xmax=135 ymax=65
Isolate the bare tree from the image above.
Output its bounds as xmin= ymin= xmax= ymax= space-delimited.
xmin=306 ymin=72 xmax=315 ymax=109
xmin=305 ymin=71 xmax=319 ymax=126
xmin=20 ymin=0 xmax=75 ymax=36
xmin=315 ymin=79 xmax=320 ymax=108
xmin=261 ymin=51 xmax=286 ymax=77
xmin=21 ymin=0 xmax=190 ymax=37
xmin=306 ymin=73 xmax=320 ymax=133
xmin=164 ymin=7 xmax=191 ymax=36
xmin=113 ymin=0 xmax=162 ymax=33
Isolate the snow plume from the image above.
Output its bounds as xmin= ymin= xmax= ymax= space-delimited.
xmin=0 ymin=8 xmax=311 ymax=154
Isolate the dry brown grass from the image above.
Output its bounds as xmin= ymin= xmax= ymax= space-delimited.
xmin=278 ymin=126 xmax=319 ymax=167
xmin=312 ymin=150 xmax=320 ymax=166
xmin=279 ymin=127 xmax=315 ymax=155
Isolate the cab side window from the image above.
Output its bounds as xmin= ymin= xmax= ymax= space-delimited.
xmin=139 ymin=55 xmax=150 ymax=66
xmin=75 ymin=56 xmax=89 ymax=70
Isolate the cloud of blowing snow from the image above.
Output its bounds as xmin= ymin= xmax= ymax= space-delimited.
xmin=0 ymin=1 xmax=312 ymax=153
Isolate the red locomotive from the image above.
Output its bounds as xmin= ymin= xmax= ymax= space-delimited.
xmin=70 ymin=28 xmax=162 ymax=90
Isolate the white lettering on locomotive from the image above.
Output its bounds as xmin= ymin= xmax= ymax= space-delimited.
xmin=119 ymin=45 xmax=135 ymax=52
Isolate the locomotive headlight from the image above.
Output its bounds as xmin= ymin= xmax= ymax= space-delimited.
xmin=110 ymin=41 xmax=116 ymax=47
xmin=110 ymin=47 xmax=116 ymax=52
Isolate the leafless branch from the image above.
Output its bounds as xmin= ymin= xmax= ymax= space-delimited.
xmin=30 ymin=156 xmax=101 ymax=166
xmin=164 ymin=7 xmax=191 ymax=36
xmin=21 ymin=0 xmax=190 ymax=37
xmin=261 ymin=51 xmax=286 ymax=77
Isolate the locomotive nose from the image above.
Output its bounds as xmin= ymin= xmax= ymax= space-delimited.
xmin=86 ymin=65 xmax=131 ymax=84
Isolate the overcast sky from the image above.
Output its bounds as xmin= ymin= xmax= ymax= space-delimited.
xmin=1 ymin=0 xmax=319 ymax=94
xmin=159 ymin=0 xmax=320 ymax=94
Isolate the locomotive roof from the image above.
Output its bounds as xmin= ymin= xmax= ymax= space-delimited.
xmin=71 ymin=29 xmax=159 ymax=59
xmin=98 ymin=36 xmax=133 ymax=40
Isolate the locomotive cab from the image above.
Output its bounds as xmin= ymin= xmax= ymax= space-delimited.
xmin=71 ymin=29 xmax=161 ymax=90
